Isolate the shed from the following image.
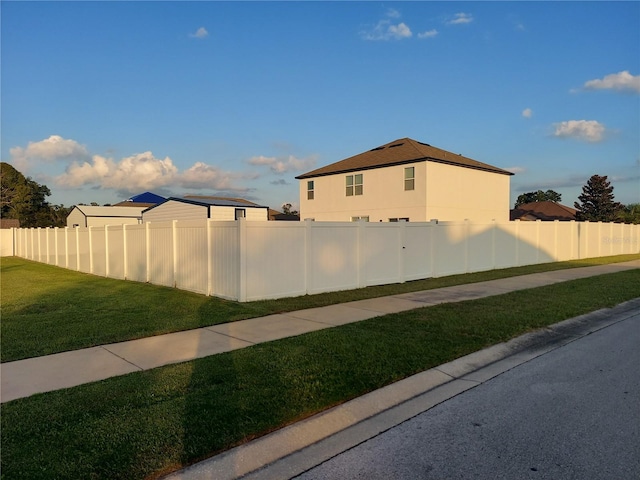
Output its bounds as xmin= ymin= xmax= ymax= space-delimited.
xmin=66 ymin=205 xmax=146 ymax=228
xmin=142 ymin=196 xmax=269 ymax=223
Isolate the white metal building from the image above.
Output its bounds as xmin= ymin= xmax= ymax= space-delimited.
xmin=142 ymin=196 xmax=270 ymax=223
xmin=66 ymin=205 xmax=146 ymax=228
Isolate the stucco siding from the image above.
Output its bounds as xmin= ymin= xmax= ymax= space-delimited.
xmin=425 ymin=162 xmax=510 ymax=222
xmin=300 ymin=162 xmax=428 ymax=222
xmin=299 ymin=160 xmax=510 ymax=222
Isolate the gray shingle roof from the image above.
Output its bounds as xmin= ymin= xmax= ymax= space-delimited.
xmin=296 ymin=137 xmax=513 ymax=179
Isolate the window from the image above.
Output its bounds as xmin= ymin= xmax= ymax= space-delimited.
xmin=346 ymin=174 xmax=363 ymax=196
xmin=404 ymin=167 xmax=415 ymax=191
xmin=351 ymin=216 xmax=369 ymax=222
xmin=389 ymin=218 xmax=410 ymax=222
xmin=307 ymin=180 xmax=314 ymax=200
xmin=235 ymin=209 xmax=246 ymax=220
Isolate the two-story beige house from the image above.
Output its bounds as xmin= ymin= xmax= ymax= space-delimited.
xmin=296 ymin=137 xmax=513 ymax=222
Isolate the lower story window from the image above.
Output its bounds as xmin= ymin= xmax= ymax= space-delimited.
xmin=389 ymin=218 xmax=409 ymax=222
xmin=351 ymin=216 xmax=369 ymax=222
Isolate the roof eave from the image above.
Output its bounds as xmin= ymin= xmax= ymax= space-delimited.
xmin=297 ymin=157 xmax=513 ymax=179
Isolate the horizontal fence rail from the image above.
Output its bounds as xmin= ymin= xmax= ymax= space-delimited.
xmin=4 ymin=219 xmax=640 ymax=302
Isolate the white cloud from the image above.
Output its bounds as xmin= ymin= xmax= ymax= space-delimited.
xmin=553 ymin=120 xmax=606 ymax=143
xmin=361 ymin=20 xmax=413 ymax=41
xmin=386 ymin=8 xmax=401 ymax=19
xmin=189 ymin=27 xmax=209 ymax=39
xmin=249 ymin=154 xmax=316 ymax=174
xmin=522 ymin=108 xmax=533 ymax=118
xmin=388 ymin=22 xmax=412 ymax=39
xmin=447 ymin=13 xmax=474 ymax=25
xmin=505 ymin=166 xmax=526 ymax=174
xmin=57 ymin=152 xmax=179 ymax=192
xmin=10 ymin=135 xmax=90 ymax=171
xmin=360 ymin=9 xmax=414 ymax=41
xmin=583 ymin=71 xmax=640 ymax=93
xmin=418 ymin=29 xmax=438 ymax=39
xmin=180 ymin=162 xmax=249 ymax=191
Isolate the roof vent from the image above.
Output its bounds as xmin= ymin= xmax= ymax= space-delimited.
xmin=418 ymin=142 xmax=431 ymax=146
xmin=389 ymin=143 xmax=404 ymax=148
xmin=370 ymin=146 xmax=385 ymax=151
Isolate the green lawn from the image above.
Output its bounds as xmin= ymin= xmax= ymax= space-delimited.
xmin=1 ymin=254 xmax=639 ymax=362
xmin=1 ymin=269 xmax=639 ymax=480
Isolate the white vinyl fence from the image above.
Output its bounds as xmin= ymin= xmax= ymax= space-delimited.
xmin=5 ymin=219 xmax=640 ymax=302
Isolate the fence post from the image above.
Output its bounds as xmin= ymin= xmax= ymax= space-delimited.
xmin=105 ymin=225 xmax=110 ymax=278
xmin=88 ymin=226 xmax=94 ymax=274
xmin=430 ymin=219 xmax=438 ymax=277
xmin=535 ymin=219 xmax=541 ymax=264
xmin=398 ymin=220 xmax=406 ymax=283
xmin=464 ymin=219 xmax=470 ymax=273
xmin=207 ymin=220 xmax=213 ymax=296
xmin=145 ymin=222 xmax=151 ymax=283
xmin=75 ymin=226 xmax=81 ymax=271
xmin=304 ymin=219 xmax=313 ymax=295
xmin=64 ymin=228 xmax=69 ymax=268
xmin=356 ymin=220 xmax=365 ymax=288
xmin=238 ymin=217 xmax=247 ymax=302
xmin=553 ymin=220 xmax=558 ymax=261
xmin=514 ymin=220 xmax=520 ymax=266
xmin=491 ymin=220 xmax=496 ymax=269
xmin=172 ymin=220 xmax=178 ymax=288
xmin=123 ymin=224 xmax=128 ymax=280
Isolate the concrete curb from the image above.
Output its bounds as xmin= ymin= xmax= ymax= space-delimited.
xmin=162 ymin=298 xmax=640 ymax=480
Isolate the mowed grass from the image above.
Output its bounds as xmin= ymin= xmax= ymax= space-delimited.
xmin=2 ymin=269 xmax=639 ymax=480
xmin=1 ymin=254 xmax=639 ymax=362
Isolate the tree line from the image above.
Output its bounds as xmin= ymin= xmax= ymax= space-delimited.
xmin=515 ymin=174 xmax=639 ymax=224
xmin=0 ymin=162 xmax=72 ymax=228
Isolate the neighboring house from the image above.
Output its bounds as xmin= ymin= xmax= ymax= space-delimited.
xmin=510 ymin=201 xmax=577 ymax=221
xmin=0 ymin=219 xmax=20 ymax=229
xmin=66 ymin=206 xmax=146 ymax=228
xmin=142 ymin=196 xmax=269 ymax=223
xmin=113 ymin=191 xmax=166 ymax=208
xmin=296 ymin=137 xmax=513 ymax=222
xmin=268 ymin=208 xmax=300 ymax=221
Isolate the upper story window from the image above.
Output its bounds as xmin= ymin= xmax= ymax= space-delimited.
xmin=307 ymin=180 xmax=314 ymax=200
xmin=346 ymin=174 xmax=363 ymax=196
xmin=404 ymin=167 xmax=415 ymax=191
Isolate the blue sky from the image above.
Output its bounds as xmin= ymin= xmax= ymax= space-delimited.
xmin=2 ymin=1 xmax=639 ymax=211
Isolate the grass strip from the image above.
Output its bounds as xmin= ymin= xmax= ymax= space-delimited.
xmin=2 ymin=269 xmax=639 ymax=480
xmin=2 ymin=254 xmax=639 ymax=362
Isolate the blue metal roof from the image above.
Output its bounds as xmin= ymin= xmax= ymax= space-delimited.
xmin=127 ymin=192 xmax=166 ymax=204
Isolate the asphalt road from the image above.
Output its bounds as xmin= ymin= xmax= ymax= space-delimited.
xmin=296 ymin=313 xmax=640 ymax=480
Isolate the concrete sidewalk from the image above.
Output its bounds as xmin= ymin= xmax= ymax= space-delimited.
xmin=1 ymin=260 xmax=638 ymax=403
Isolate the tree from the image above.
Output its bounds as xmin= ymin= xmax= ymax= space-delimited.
xmin=514 ymin=189 xmax=562 ymax=208
xmin=616 ymin=203 xmax=640 ymax=224
xmin=574 ymin=175 xmax=623 ymax=222
xmin=0 ymin=162 xmax=69 ymax=227
xmin=281 ymin=203 xmax=299 ymax=216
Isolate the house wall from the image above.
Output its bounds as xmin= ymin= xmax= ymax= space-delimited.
xmin=299 ymin=162 xmax=429 ymax=222
xmin=425 ymin=162 xmax=511 ymax=222
xmin=299 ymin=161 xmax=510 ymax=222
